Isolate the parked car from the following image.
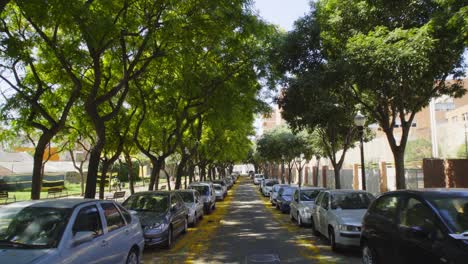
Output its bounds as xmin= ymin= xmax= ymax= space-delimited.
xmin=270 ymin=184 xmax=290 ymax=205
xmin=189 ymin=182 xmax=216 ymax=214
xmin=213 ymin=184 xmax=224 ymax=201
xmin=290 ymin=187 xmax=326 ymax=226
xmin=122 ymin=191 xmax=187 ymax=248
xmin=276 ymin=186 xmax=299 ymax=213
xmin=261 ymin=179 xmax=279 ymax=196
xmin=361 ymin=189 xmax=468 ymax=264
xmin=312 ymin=190 xmax=375 ymax=251
xmin=0 ymin=199 xmax=144 ymax=264
xmin=212 ymin=180 xmax=228 ymax=197
xmin=175 ymin=189 xmax=204 ymax=227
xmin=253 ymin=174 xmax=264 ymax=185
xmin=224 ymin=177 xmax=234 ymax=189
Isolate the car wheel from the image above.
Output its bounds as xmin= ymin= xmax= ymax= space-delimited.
xmin=126 ymin=249 xmax=139 ymax=264
xmin=329 ymin=228 xmax=338 ymax=252
xmin=362 ymin=243 xmax=378 ymax=264
xmin=182 ymin=218 xmax=188 ymax=234
xmin=165 ymin=227 xmax=173 ymax=249
xmin=311 ymin=219 xmax=319 ymax=236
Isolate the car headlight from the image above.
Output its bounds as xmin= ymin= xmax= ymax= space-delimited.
xmin=301 ymin=207 xmax=312 ymax=214
xmin=144 ymin=222 xmax=168 ymax=232
xmin=338 ymin=224 xmax=361 ymax=232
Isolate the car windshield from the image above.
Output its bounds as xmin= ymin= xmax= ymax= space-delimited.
xmin=0 ymin=206 xmax=72 ymax=249
xmin=214 ymin=185 xmax=222 ymax=191
xmin=213 ymin=181 xmax=225 ymax=186
xmin=191 ymin=185 xmax=210 ymax=196
xmin=123 ymin=193 xmax=169 ymax=212
xmin=300 ymin=190 xmax=321 ymax=201
xmin=429 ymin=196 xmax=468 ymax=234
xmin=331 ymin=192 xmax=374 ymax=210
xmin=266 ymin=181 xmax=279 ymax=187
xmin=281 ymin=188 xmax=295 ymax=196
xmin=177 ymin=192 xmax=194 ymax=203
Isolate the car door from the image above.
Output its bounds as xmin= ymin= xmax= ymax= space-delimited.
xmin=313 ymin=192 xmax=324 ymax=227
xmin=397 ymin=197 xmax=444 ymax=264
xmin=61 ymin=204 xmax=110 ymax=264
xmin=99 ymin=202 xmax=130 ymax=263
xmin=195 ymin=192 xmax=204 ymax=216
xmin=171 ymin=194 xmax=186 ymax=234
xmin=290 ymin=190 xmax=299 ymax=218
xmin=318 ymin=193 xmax=330 ymax=235
xmin=363 ymin=194 xmax=401 ymax=264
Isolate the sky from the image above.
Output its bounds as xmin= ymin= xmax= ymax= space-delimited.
xmin=253 ymin=0 xmax=311 ymax=31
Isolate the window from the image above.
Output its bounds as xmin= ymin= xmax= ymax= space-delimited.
xmin=73 ymin=205 xmax=103 ymax=237
xmin=101 ymin=203 xmax=125 ymax=232
xmin=293 ymin=191 xmax=299 ymax=202
xmin=321 ymin=193 xmax=329 ymax=210
xmin=116 ymin=204 xmax=132 ymax=224
xmin=400 ymin=198 xmax=435 ymax=229
xmin=370 ymin=195 xmax=399 ymax=222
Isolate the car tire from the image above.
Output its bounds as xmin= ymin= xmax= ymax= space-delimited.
xmin=126 ymin=249 xmax=139 ymax=264
xmin=329 ymin=227 xmax=338 ymax=252
xmin=182 ymin=218 xmax=188 ymax=234
xmin=311 ymin=219 xmax=320 ymax=236
xmin=165 ymin=227 xmax=173 ymax=249
xmin=362 ymin=243 xmax=378 ymax=264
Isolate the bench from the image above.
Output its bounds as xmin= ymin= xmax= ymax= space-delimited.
xmin=47 ymin=187 xmax=68 ymax=198
xmin=106 ymin=191 xmax=126 ymax=201
xmin=0 ymin=191 xmax=16 ymax=204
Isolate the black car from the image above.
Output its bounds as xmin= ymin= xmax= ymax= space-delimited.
xmin=276 ymin=186 xmax=298 ymax=213
xmin=122 ymin=191 xmax=188 ymax=248
xmin=361 ymin=189 xmax=468 ymax=264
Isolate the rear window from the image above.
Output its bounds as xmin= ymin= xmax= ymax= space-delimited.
xmin=190 ymin=185 xmax=210 ymax=196
xmin=266 ymin=181 xmax=279 ymax=186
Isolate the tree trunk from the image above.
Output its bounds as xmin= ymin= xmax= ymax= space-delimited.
xmin=188 ymin=164 xmax=195 ymax=184
xmin=208 ymin=166 xmax=212 ymax=181
xmin=200 ymin=164 xmax=206 ymax=181
xmin=288 ymin=166 xmax=292 ymax=185
xmin=333 ymin=166 xmax=341 ymax=189
xmin=84 ymin=136 xmax=105 ymax=199
xmin=281 ymin=161 xmax=285 ymax=184
xmin=99 ymin=162 xmax=111 ymax=200
xmin=175 ymin=156 xmax=188 ymax=190
xmin=162 ymin=162 xmax=171 ymax=191
xmin=31 ymin=134 xmax=52 ymax=200
xmin=124 ymin=152 xmax=135 ymax=195
xmin=148 ymin=158 xmax=162 ymax=191
xmin=393 ymin=149 xmax=406 ymax=189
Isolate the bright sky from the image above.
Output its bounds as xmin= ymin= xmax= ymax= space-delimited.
xmin=253 ymin=0 xmax=311 ymax=31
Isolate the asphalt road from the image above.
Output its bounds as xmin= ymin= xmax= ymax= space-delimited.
xmin=143 ymin=177 xmax=361 ymax=263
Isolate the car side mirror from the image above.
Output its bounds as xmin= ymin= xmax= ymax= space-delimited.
xmin=72 ymin=231 xmax=95 ymax=247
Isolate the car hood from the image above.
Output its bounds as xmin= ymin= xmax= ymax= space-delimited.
xmin=134 ymin=211 xmax=167 ymax=227
xmin=332 ymin=209 xmax=367 ymax=225
xmin=0 ymin=248 xmax=55 ymax=264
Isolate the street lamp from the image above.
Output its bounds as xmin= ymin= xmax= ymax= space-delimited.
xmin=296 ymin=153 xmax=304 ymax=188
xmin=354 ymin=111 xmax=367 ymax=190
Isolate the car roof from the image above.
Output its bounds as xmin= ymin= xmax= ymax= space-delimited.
xmin=324 ymin=189 xmax=370 ymax=194
xmin=381 ymin=188 xmax=468 ymax=198
xmin=190 ymin=182 xmax=211 ymax=187
xmin=129 ymin=191 xmax=171 ymax=196
xmin=298 ymin=186 xmax=326 ymax=190
xmin=3 ymin=198 xmax=100 ymax=209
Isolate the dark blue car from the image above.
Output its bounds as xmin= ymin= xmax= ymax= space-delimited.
xmin=276 ymin=186 xmax=298 ymax=213
xmin=361 ymin=189 xmax=468 ymax=264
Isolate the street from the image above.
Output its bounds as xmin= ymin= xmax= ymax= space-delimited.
xmin=143 ymin=177 xmax=360 ymax=263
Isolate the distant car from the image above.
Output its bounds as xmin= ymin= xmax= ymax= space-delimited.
xmin=261 ymin=179 xmax=279 ymax=197
xmin=289 ymin=187 xmax=326 ymax=226
xmin=270 ymin=184 xmax=289 ymax=205
xmin=276 ymin=186 xmax=299 ymax=213
xmin=175 ymin=189 xmax=204 ymax=227
xmin=213 ymin=184 xmax=224 ymax=201
xmin=0 ymin=199 xmax=144 ymax=264
xmin=189 ymin=182 xmax=216 ymax=214
xmin=253 ymin=174 xmax=264 ymax=185
xmin=312 ymin=190 xmax=375 ymax=251
xmin=212 ymin=180 xmax=228 ymax=197
xmin=361 ymin=189 xmax=468 ymax=264
xmin=122 ymin=191 xmax=188 ymax=248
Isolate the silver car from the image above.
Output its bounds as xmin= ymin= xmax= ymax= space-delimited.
xmin=0 ymin=199 xmax=144 ymax=264
xmin=213 ymin=183 xmax=224 ymax=201
xmin=261 ymin=179 xmax=279 ymax=197
xmin=312 ymin=190 xmax=375 ymax=251
xmin=289 ymin=187 xmax=325 ymax=226
xmin=176 ymin=190 xmax=204 ymax=226
xmin=189 ymin=182 xmax=216 ymax=214
xmin=253 ymin=174 xmax=264 ymax=185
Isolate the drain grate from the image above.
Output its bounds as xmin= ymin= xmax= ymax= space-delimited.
xmin=245 ymin=254 xmax=280 ymax=264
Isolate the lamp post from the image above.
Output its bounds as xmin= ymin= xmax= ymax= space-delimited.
xmin=296 ymin=153 xmax=304 ymax=188
xmin=281 ymin=154 xmax=285 ymax=184
xmin=354 ymin=111 xmax=367 ymax=190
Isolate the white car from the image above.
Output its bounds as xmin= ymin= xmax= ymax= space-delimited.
xmin=253 ymin=174 xmax=264 ymax=185
xmin=289 ymin=187 xmax=325 ymax=226
xmin=189 ymin=182 xmax=216 ymax=214
xmin=213 ymin=183 xmax=224 ymax=201
xmin=270 ymin=184 xmax=289 ymax=205
xmin=0 ymin=199 xmax=144 ymax=264
xmin=311 ymin=190 xmax=375 ymax=251
xmin=261 ymin=179 xmax=279 ymax=196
